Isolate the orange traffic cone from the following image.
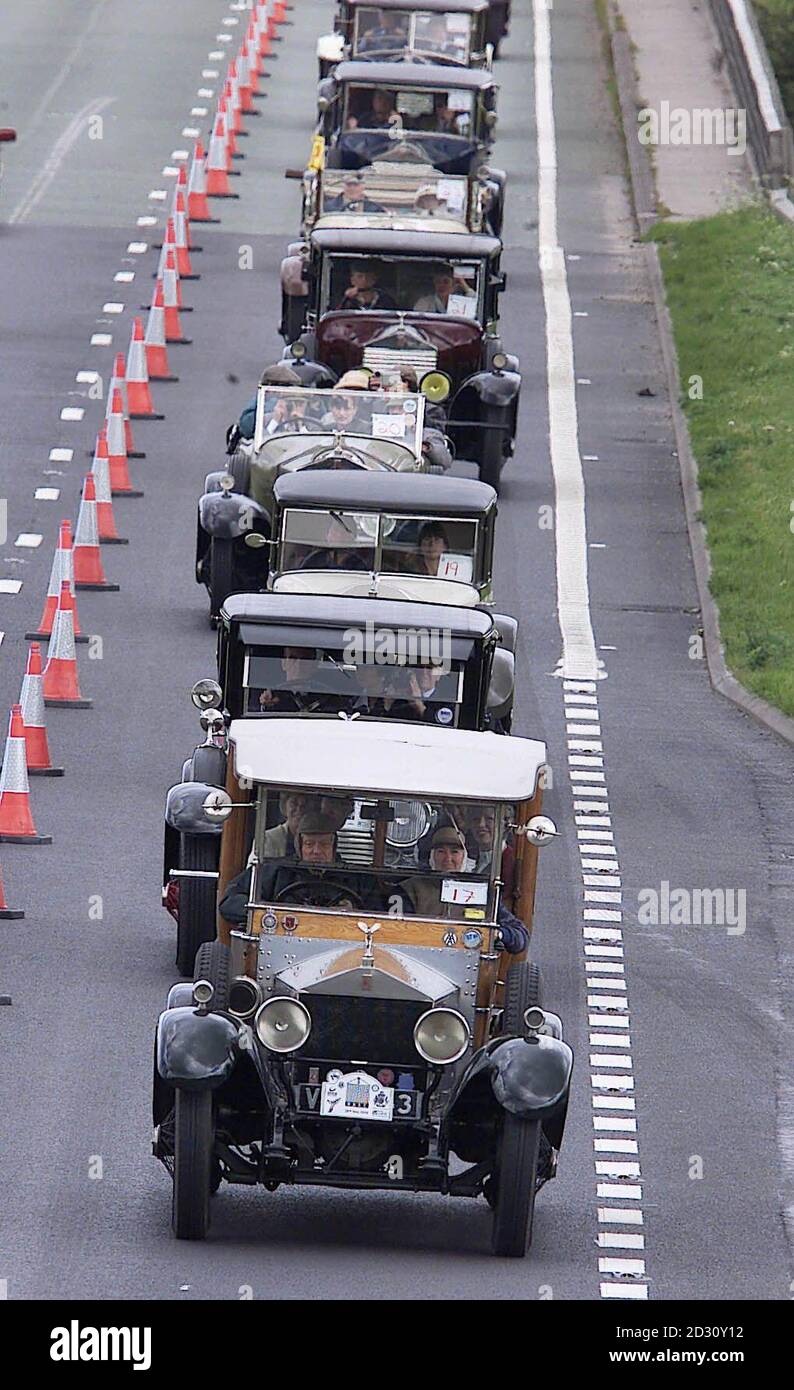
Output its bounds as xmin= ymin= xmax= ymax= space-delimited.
xmin=20 ymin=644 xmax=64 ymax=776
xmin=272 ymin=0 xmax=288 ymax=23
xmin=253 ymin=6 xmax=272 ymax=60
xmin=206 ymin=116 xmax=239 ymax=198
xmin=187 ymin=141 xmax=219 ymax=222
xmin=0 ymin=706 xmax=52 ymax=843
xmin=126 ymin=317 xmax=164 ymax=419
xmin=104 ymin=394 xmax=143 ymax=497
xmin=172 ymin=191 xmax=199 ymax=274
xmin=223 ymin=77 xmax=244 ymax=137
xmin=73 ymin=475 xmax=120 ymax=591
xmin=91 ymin=431 xmax=128 ymax=542
xmin=0 ymin=860 xmax=24 ymax=918
xmin=219 ymin=97 xmax=243 ymax=161
xmin=26 ymin=521 xmax=87 ymax=644
xmin=43 ymin=583 xmax=92 ymax=708
xmin=162 ymin=252 xmax=191 ymax=344
xmin=107 ymin=352 xmax=144 ymax=458
xmin=246 ymin=18 xmax=264 ymax=79
xmin=144 ymin=282 xmax=178 ymax=381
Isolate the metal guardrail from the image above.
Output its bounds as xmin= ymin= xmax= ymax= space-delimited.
xmin=709 ymin=0 xmax=794 ymax=186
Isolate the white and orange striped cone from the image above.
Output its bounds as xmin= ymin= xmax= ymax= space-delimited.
xmin=73 ymin=475 xmax=120 ymax=591
xmin=206 ymin=116 xmax=239 ymax=198
xmin=162 ymin=251 xmax=191 ymax=344
xmin=20 ymin=644 xmax=64 ymax=777
xmin=246 ymin=17 xmax=265 ymax=78
xmin=239 ymin=43 xmax=261 ymax=103
xmin=126 ymin=317 xmax=164 ymax=419
xmin=0 ymin=707 xmax=52 ymax=844
xmin=154 ymin=216 xmax=177 ymax=282
xmin=26 ymin=521 xmax=88 ymax=644
xmin=144 ymin=282 xmax=178 ymax=382
xmin=43 ymin=583 xmax=92 ymax=709
xmin=105 ymin=394 xmax=142 ymax=497
xmin=0 ymin=860 xmax=24 ymax=919
xmin=219 ymin=97 xmax=244 ymax=161
xmin=223 ymin=77 xmax=245 ymax=138
xmin=187 ymin=140 xmax=219 ymax=222
xmin=91 ymin=431 xmax=128 ymax=543
xmin=254 ymin=2 xmax=272 ymax=57
xmin=172 ymin=191 xmax=199 ymax=274
xmin=108 ymin=352 xmax=144 ymax=458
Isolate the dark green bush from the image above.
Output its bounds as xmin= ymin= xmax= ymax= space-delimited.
xmin=754 ymin=0 xmax=794 ymax=118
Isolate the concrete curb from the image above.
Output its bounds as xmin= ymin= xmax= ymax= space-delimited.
xmin=604 ymin=1 xmax=794 ymax=747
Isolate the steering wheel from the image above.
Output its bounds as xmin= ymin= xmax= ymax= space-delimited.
xmin=274 ymin=877 xmax=364 ymax=908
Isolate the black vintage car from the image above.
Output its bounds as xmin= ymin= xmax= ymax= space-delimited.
xmin=316 ymin=0 xmax=493 ymax=78
xmin=318 ymin=61 xmax=498 ymax=175
xmin=163 ymin=590 xmax=516 ymax=973
xmin=280 ymin=224 xmax=519 ymax=486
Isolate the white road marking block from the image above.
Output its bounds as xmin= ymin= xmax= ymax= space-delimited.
xmin=102 ymin=303 xmax=124 ymax=313
xmin=594 ymin=1138 xmax=638 ymax=1154
xmin=76 ymin=370 xmax=100 ymax=383
xmin=599 ymin=1207 xmax=643 ymax=1223
xmin=182 ymin=128 xmax=201 ymax=138
xmin=599 ymin=1256 xmax=645 ymax=1276
xmin=35 ymin=488 xmax=60 ymax=501
xmin=0 ymin=580 xmax=23 ymax=594
xmin=60 ymin=407 xmax=84 ymax=420
xmin=583 ymin=875 xmax=622 ymax=888
xmin=591 ymin=1074 xmax=635 ymax=1091
xmin=191 ymin=107 xmax=209 ymax=117
xmin=588 ymin=996 xmax=629 ymax=1012
xmin=90 ymin=333 xmax=112 ymax=345
xmin=49 ymin=448 xmax=73 ymax=462
xmin=148 ymin=190 xmax=168 ymax=200
xmin=567 ymin=723 xmax=602 ymax=736
xmin=598 ymin=1231 xmax=644 ymax=1249
xmin=600 ymin=1282 xmax=648 ymax=1300
xmin=127 ymin=242 xmax=148 ymax=253
xmin=114 ymin=272 xmax=135 ymax=283
xmin=593 ymin=1116 xmax=636 ymax=1131
xmin=590 ymin=1015 xmax=630 ymax=1031
xmin=597 ymin=1182 xmax=641 ymax=1200
xmin=593 ymin=1094 xmax=634 ymax=1109
xmin=15 ymin=534 xmax=43 ymax=548
xmin=137 ymin=215 xmax=157 ymax=227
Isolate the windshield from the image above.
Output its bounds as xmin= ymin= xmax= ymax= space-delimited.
xmin=324 ymin=254 xmax=481 ymax=318
xmin=344 ymin=82 xmax=474 ymax=136
xmin=251 ymin=787 xmax=509 ymax=920
xmin=352 ymin=8 xmax=473 ymax=62
xmin=319 ymin=168 xmax=471 ymax=224
xmin=243 ymin=642 xmax=464 ymax=725
xmin=254 ymin=386 xmax=425 ymax=454
xmin=280 ymin=508 xmax=479 ymax=584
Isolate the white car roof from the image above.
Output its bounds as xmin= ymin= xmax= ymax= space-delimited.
xmin=229 ymin=719 xmax=545 ymax=802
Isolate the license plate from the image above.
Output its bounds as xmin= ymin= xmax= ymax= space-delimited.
xmin=320 ymin=1069 xmax=393 ymax=1122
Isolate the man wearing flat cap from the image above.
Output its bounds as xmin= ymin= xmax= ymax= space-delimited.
xmin=400 ymin=824 xmax=529 ymax=951
xmin=220 ymin=810 xmax=364 ymax=923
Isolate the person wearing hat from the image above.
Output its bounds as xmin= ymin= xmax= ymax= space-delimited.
xmin=235 ymin=363 xmax=303 ymax=442
xmin=335 ymin=262 xmax=396 ymax=311
xmin=400 ymin=824 xmax=529 ymax=950
xmin=413 ymin=185 xmax=449 ymax=218
xmin=413 ymin=264 xmax=475 ymax=315
xmin=256 ymin=646 xmax=354 ymax=713
xmin=324 ymin=175 xmax=384 ymax=214
xmin=220 ymin=811 xmax=366 ymax=923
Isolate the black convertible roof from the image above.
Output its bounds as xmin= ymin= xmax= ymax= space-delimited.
xmin=221 ymin=591 xmax=493 ymax=639
xmin=272 ymin=470 xmax=497 ymax=514
xmin=310 ymin=225 xmax=500 ymax=257
xmin=334 ymin=60 xmax=495 ymax=87
xmin=346 ymin=0 xmax=488 ymax=13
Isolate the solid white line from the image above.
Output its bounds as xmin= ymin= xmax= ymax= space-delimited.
xmin=10 ymin=96 xmax=115 ymax=225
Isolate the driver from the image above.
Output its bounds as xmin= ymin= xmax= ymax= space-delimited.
xmin=234 ymin=363 xmax=302 ymax=443
xmin=346 ymin=89 xmax=400 ymax=130
xmin=335 ymin=261 xmax=397 ymax=311
xmin=219 ymin=812 xmax=365 ymax=923
xmin=257 ymin=647 xmax=346 ymax=713
xmin=323 ymin=174 xmax=385 ymax=214
xmin=400 ymin=826 xmax=529 ymax=949
xmin=299 ymin=514 xmax=372 ymax=571
xmin=262 ymin=395 xmax=312 ymax=436
xmin=357 ymin=11 xmax=408 ymax=53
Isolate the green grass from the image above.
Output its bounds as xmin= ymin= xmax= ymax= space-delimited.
xmin=649 ymin=206 xmax=794 ymax=714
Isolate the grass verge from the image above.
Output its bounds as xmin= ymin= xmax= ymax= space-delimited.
xmin=649 ymin=206 xmax=794 ymax=715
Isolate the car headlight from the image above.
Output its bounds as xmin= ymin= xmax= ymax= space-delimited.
xmin=491 ymin=352 xmax=507 ymax=372
xmin=414 ymin=1008 xmax=470 ymax=1065
xmin=255 ymin=996 xmax=312 ymax=1053
xmin=419 ymin=370 xmax=451 ymax=404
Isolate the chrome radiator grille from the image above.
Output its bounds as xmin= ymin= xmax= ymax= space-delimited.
xmin=362 ymin=344 xmax=438 ymax=375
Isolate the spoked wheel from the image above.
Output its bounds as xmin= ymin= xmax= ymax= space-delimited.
xmin=208 ymin=536 xmax=236 ymax=621
xmin=172 ymin=1090 xmax=214 ymax=1240
xmin=175 ymin=833 xmax=218 ymax=976
xmin=490 ymin=1115 xmax=542 ymax=1256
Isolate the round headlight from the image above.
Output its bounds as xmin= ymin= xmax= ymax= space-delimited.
xmin=228 ymin=976 xmax=262 ymax=1021
xmin=255 ymin=996 xmax=312 ymax=1053
xmin=414 ymin=1008 xmax=470 ymax=1065
xmin=290 ymin=341 xmax=307 ymax=360
xmin=491 ymin=352 xmax=507 ymax=372
xmin=419 ymin=370 xmax=451 ymax=405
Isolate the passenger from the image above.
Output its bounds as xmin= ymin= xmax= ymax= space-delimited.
xmin=346 ymin=89 xmax=400 ymax=130
xmin=260 ymin=791 xmax=319 ymax=859
xmin=413 ymin=264 xmax=475 ymax=314
xmin=320 ymin=393 xmax=365 ymax=433
xmin=414 ymin=520 xmax=450 ymax=576
xmin=334 ymin=261 xmax=397 ymax=310
xmin=465 ymin=803 xmax=517 ymax=907
xmin=400 ymin=826 xmax=528 ymax=948
xmin=417 ymin=15 xmax=461 ymax=58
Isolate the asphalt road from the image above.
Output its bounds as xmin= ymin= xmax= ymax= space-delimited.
xmin=0 ymin=0 xmax=792 ymax=1301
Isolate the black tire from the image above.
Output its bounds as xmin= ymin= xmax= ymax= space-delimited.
xmin=225 ymin=448 xmax=251 ymax=495
xmin=208 ymin=536 xmax=237 ymax=621
xmin=193 ymin=939 xmax=230 ymax=1010
xmin=172 ymin=1089 xmax=214 ymax=1240
xmin=189 ymin=744 xmax=227 ymax=789
xmin=479 ymin=423 xmax=504 ymax=492
xmin=502 ymin=959 xmax=543 ymax=1032
xmin=175 ymin=834 xmax=219 ymax=976
xmin=491 ymin=1116 xmax=541 ymax=1256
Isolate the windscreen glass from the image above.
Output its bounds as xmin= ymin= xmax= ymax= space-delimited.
xmin=344 ymin=81 xmax=474 ymax=135
xmin=352 ymin=8 xmax=473 ymax=63
xmin=280 ymin=508 xmax=478 ymax=584
xmin=324 ymin=254 xmax=481 ymax=318
xmin=319 ymin=168 xmax=470 ymax=224
xmin=255 ymin=386 xmax=424 ymax=453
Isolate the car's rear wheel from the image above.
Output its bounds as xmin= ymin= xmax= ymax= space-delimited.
xmin=175 ymin=833 xmax=218 ymax=976
xmin=172 ymin=1090 xmax=214 ymax=1240
xmin=208 ymin=536 xmax=237 ymax=621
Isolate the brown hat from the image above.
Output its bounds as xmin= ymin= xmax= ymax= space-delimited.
xmin=296 ymin=811 xmax=339 ymax=839
xmin=431 ymin=825 xmax=466 ymax=851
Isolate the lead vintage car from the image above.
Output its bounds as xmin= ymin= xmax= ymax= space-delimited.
xmin=318 ymin=62 xmax=498 ymax=175
xmin=280 ymin=225 xmax=519 ymax=486
xmin=153 ymin=719 xmax=571 ymax=1255
xmin=196 ymin=383 xmax=430 ymax=618
xmin=316 ymin=0 xmax=493 ymax=78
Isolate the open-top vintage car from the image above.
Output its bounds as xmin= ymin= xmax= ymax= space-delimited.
xmin=196 ymin=384 xmax=430 ymax=619
xmin=318 ymin=62 xmax=498 ymax=175
xmin=269 ymin=471 xmax=500 ymax=607
xmin=153 ymin=718 xmax=571 ymax=1255
xmin=316 ymin=0 xmax=493 ymax=78
xmin=298 ymin=161 xmax=501 ymax=237
xmin=280 ymin=225 xmax=518 ymax=485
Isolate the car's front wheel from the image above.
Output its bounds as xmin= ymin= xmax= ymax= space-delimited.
xmin=490 ymin=1115 xmax=541 ymax=1257
xmin=172 ymin=1090 xmax=214 ymax=1240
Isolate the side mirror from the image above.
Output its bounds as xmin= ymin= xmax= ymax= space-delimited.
xmin=243 ymin=532 xmax=270 ymax=550
xmin=489 ymin=271 xmax=506 ymax=292
xmin=203 ymin=789 xmax=233 ymax=821
xmin=524 ymin=815 xmax=558 ymax=847
xmin=317 ymin=96 xmax=331 ymax=114
xmin=191 ymin=678 xmax=223 ymax=710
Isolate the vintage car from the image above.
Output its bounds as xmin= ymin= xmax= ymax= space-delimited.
xmin=268 ymin=471 xmax=501 ymax=608
xmin=280 ymin=225 xmax=518 ymax=486
xmin=153 ymin=718 xmax=571 ymax=1255
xmin=297 ymin=161 xmax=501 ymax=237
xmin=317 ymin=62 xmax=498 ymax=175
xmin=196 ymin=384 xmax=429 ymax=619
xmin=316 ymin=0 xmax=493 ymax=78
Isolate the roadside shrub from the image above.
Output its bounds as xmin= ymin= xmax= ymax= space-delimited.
xmin=754 ymin=0 xmax=794 ymax=118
